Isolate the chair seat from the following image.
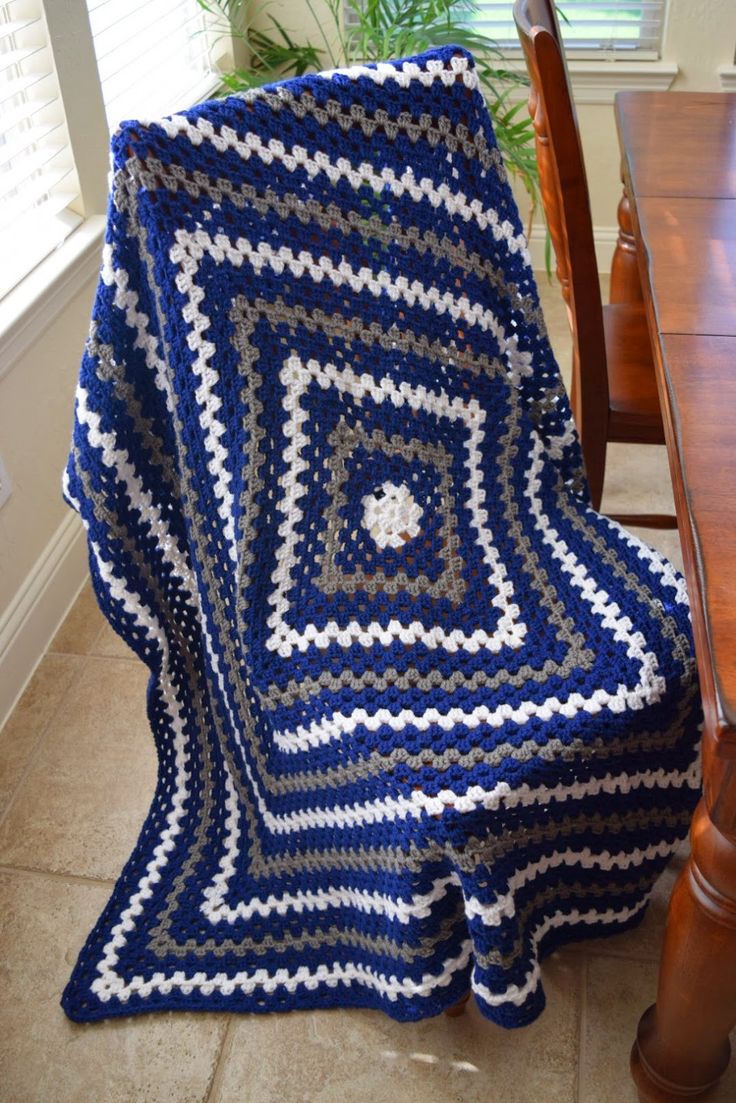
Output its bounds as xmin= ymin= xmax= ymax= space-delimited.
xmin=605 ymin=303 xmax=666 ymax=444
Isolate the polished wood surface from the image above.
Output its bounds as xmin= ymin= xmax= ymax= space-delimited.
xmin=616 ymin=91 xmax=736 ymax=1102
xmin=617 ymin=91 xmax=736 ymax=199
xmin=637 ymin=197 xmax=736 ymax=337
xmin=513 ymin=0 xmax=673 ymax=529
xmin=656 ymin=336 xmax=736 ymax=741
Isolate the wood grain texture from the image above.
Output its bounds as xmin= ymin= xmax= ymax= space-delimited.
xmin=617 ymin=91 xmax=736 ymax=199
xmin=659 ymin=334 xmax=736 ymax=737
xmin=617 ymin=90 xmax=736 ymax=1103
xmin=637 ymin=197 xmax=736 ymax=337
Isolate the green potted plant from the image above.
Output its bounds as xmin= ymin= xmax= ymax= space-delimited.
xmin=196 ymin=0 xmax=540 ymax=227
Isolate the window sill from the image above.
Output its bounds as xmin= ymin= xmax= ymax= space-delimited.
xmin=0 ymin=216 xmax=106 ymax=383
xmin=567 ymin=60 xmax=679 ymax=104
xmin=502 ymin=58 xmax=678 ymax=105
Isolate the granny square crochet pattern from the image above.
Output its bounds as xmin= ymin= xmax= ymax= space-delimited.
xmin=62 ymin=46 xmax=702 ymax=1027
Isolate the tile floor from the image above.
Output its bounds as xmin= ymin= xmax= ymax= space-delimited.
xmin=1 ymin=279 xmax=733 ymax=1103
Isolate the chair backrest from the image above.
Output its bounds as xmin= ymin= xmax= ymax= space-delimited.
xmin=513 ymin=0 xmax=609 ymax=505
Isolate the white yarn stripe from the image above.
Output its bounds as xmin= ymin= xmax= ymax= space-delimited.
xmin=204 ymin=867 xmax=460 ymax=927
xmin=274 ymin=690 xmax=646 ymax=754
xmin=100 ymin=246 xmax=173 ymax=411
xmin=319 ymin=53 xmax=479 ymax=91
xmin=165 ymin=248 xmax=238 ymax=565
xmin=259 ymin=353 xmax=524 ymax=659
xmin=94 ymin=940 xmax=474 ymax=1005
xmin=273 ymin=430 xmax=666 ymax=753
xmin=169 ymin=229 xmax=531 ymax=376
xmin=100 ymin=245 xmax=237 ymax=564
xmin=201 ymin=763 xmax=241 ymax=919
xmin=605 ymin=515 xmax=690 ymax=607
xmin=85 ymin=548 xmax=194 ymax=1003
xmin=472 ymin=896 xmax=650 ymax=1009
xmin=75 ymin=387 xmax=197 ymax=596
xmin=155 ymin=121 xmax=530 ymax=265
xmin=255 ymin=759 xmax=701 ymax=836
xmin=462 ymin=838 xmax=676 ymax=927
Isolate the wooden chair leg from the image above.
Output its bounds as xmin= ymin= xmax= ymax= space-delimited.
xmin=630 ymin=798 xmax=736 ymax=1101
xmin=445 ymin=991 xmax=471 ymax=1018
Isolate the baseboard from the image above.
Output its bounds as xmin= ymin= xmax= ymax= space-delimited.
xmin=0 ymin=512 xmax=89 ymax=729
xmin=528 ymin=224 xmax=619 ymax=277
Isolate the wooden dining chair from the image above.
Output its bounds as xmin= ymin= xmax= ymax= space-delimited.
xmin=513 ymin=0 xmax=676 ymax=528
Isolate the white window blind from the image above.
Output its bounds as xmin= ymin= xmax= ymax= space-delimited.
xmin=86 ymin=0 xmax=214 ymax=129
xmin=469 ymin=1 xmax=667 ymax=56
xmin=0 ymin=0 xmax=82 ymax=299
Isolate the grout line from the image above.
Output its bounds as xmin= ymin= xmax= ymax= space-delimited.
xmin=75 ymin=649 xmax=140 ymax=665
xmin=205 ymin=1018 xmax=236 ymax=1103
xmin=576 ymin=954 xmax=589 ymax=1103
xmin=47 ymin=644 xmax=140 ymax=665
xmin=0 ymin=863 xmax=117 ymax=888
xmin=0 ymin=652 xmax=90 ymax=834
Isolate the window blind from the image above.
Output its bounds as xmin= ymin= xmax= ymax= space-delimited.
xmin=469 ymin=1 xmax=667 ymax=55
xmin=0 ymin=0 xmax=82 ymax=299
xmin=86 ymin=0 xmax=214 ymax=129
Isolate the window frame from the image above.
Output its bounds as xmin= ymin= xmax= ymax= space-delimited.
xmin=466 ymin=1 xmax=669 ymax=61
xmin=0 ymin=0 xmax=224 ymax=374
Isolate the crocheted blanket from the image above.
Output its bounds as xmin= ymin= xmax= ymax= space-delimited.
xmin=62 ymin=46 xmax=701 ymax=1027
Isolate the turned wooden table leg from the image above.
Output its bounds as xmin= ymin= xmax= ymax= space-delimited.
xmin=631 ymin=794 xmax=736 ymax=1101
xmin=610 ymin=165 xmax=644 ymax=304
xmin=445 ymin=991 xmax=471 ymax=1018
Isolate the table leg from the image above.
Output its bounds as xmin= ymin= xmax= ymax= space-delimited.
xmin=610 ymin=169 xmax=644 ymax=304
xmin=630 ymin=798 xmax=736 ymax=1101
xmin=445 ymin=990 xmax=471 ymax=1018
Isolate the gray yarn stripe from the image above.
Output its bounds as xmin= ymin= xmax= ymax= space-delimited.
xmin=87 ymin=328 xmax=181 ymax=495
xmin=315 ymin=421 xmax=466 ymax=604
xmin=133 ymin=154 xmax=544 ymax=333
xmin=240 ymin=87 xmax=505 ymax=175
xmin=156 ymin=903 xmax=466 ymax=963
xmin=473 ymin=872 xmax=657 ymax=970
xmin=258 ymin=656 xmax=587 ymax=712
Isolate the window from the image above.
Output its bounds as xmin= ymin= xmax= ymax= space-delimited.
xmin=470 ymin=1 xmax=667 ymax=58
xmin=86 ymin=0 xmax=213 ymax=129
xmin=0 ymin=0 xmax=217 ymax=303
xmin=0 ymin=1 xmax=82 ymax=299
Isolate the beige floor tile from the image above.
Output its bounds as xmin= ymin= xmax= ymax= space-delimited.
xmin=580 ymin=955 xmax=736 ymax=1103
xmin=49 ymin=583 xmax=107 ymax=655
xmin=91 ymin=618 xmax=137 ymax=659
xmin=0 ymin=654 xmax=83 ymax=817
xmin=0 ymin=869 xmax=228 ymax=1103
xmin=213 ymin=954 xmax=581 ymax=1103
xmin=580 ymin=955 xmax=656 ymax=1103
xmin=0 ymin=657 xmax=156 ymax=881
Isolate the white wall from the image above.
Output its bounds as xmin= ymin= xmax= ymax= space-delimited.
xmin=0 ymin=270 xmax=97 ymax=724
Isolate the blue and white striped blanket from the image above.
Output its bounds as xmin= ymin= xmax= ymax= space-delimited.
xmin=62 ymin=46 xmax=700 ymax=1027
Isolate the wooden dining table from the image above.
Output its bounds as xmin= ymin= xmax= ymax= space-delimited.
xmin=614 ymin=90 xmax=736 ymax=1103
